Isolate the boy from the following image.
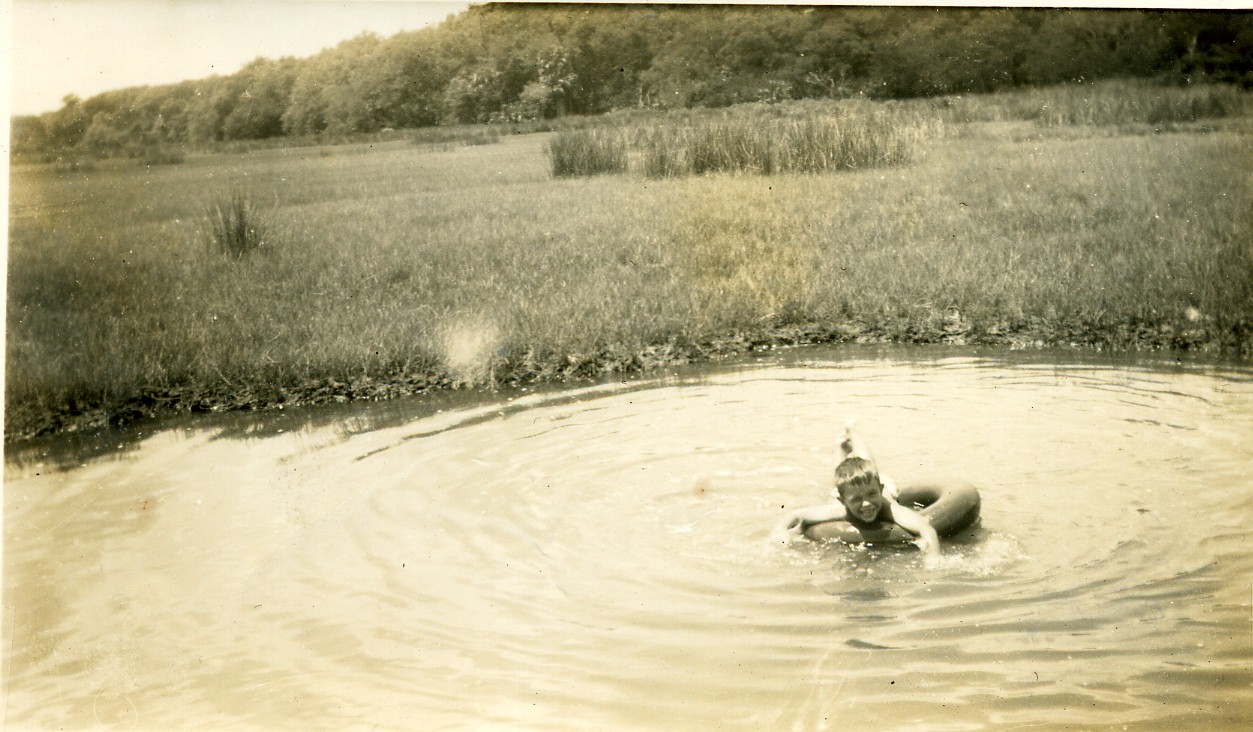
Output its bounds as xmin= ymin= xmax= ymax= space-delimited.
xmin=775 ymin=424 xmax=939 ymax=555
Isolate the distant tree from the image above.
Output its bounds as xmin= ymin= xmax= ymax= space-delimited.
xmin=565 ymin=12 xmax=655 ymax=111
xmin=706 ymin=10 xmax=811 ymax=103
xmin=441 ymin=65 xmax=506 ymax=123
xmin=140 ymin=81 xmax=199 ymax=143
xmin=437 ymin=4 xmax=560 ymax=119
xmin=640 ymin=11 xmax=729 ymax=108
xmin=348 ymin=29 xmax=449 ymax=130
xmin=507 ymin=49 xmax=576 ymax=119
xmin=11 ymin=115 xmax=50 ymax=156
xmin=794 ymin=10 xmax=875 ymax=98
xmin=282 ymin=33 xmax=381 ymax=135
xmin=954 ymin=10 xmax=1033 ymax=90
xmin=222 ymin=57 xmax=298 ymax=140
xmin=1018 ymin=10 xmax=1165 ymax=85
xmin=45 ymin=94 xmax=89 ymax=149
xmin=1156 ymin=10 xmax=1253 ymax=85
xmin=79 ymin=114 xmax=122 ymax=155
xmin=184 ymin=77 xmax=238 ymax=143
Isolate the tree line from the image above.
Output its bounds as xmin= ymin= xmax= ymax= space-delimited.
xmin=13 ymin=4 xmax=1252 ymax=158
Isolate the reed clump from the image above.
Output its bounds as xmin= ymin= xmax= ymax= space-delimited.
xmin=205 ymin=189 xmax=270 ymax=258
xmin=555 ymin=102 xmax=941 ymax=178
xmin=935 ymin=80 xmax=1250 ymax=127
xmin=1037 ymin=80 xmax=1249 ymax=126
xmin=547 ymin=128 xmax=630 ymax=176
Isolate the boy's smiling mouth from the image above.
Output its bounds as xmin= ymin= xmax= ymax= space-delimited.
xmin=854 ymin=504 xmax=879 ymax=521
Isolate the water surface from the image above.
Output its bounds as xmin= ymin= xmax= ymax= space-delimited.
xmin=5 ymin=346 xmax=1251 ymax=730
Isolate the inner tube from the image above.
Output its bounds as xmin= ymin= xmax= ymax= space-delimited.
xmin=803 ymin=484 xmax=981 ymax=545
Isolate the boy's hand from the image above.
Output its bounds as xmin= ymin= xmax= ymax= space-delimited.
xmin=892 ymin=504 xmax=940 ymax=559
xmin=770 ymin=511 xmax=805 ymax=544
xmin=913 ymin=534 xmax=939 ymax=555
xmin=912 ymin=523 xmax=941 ymax=559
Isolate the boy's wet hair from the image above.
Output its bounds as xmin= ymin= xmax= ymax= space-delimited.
xmin=834 ymin=456 xmax=881 ymax=496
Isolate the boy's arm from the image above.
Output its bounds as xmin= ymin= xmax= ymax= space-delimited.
xmin=774 ymin=502 xmax=848 ymax=540
xmin=891 ymin=504 xmax=940 ymax=555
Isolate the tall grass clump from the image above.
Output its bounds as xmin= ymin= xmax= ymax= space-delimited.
xmin=634 ymin=103 xmax=940 ymax=178
xmin=934 ymin=80 xmax=1250 ymax=127
xmin=1035 ymin=80 xmax=1249 ymax=126
xmin=776 ymin=109 xmax=932 ymax=171
xmin=547 ymin=129 xmax=629 ymax=177
xmin=684 ymin=118 xmax=776 ymax=174
xmin=205 ymin=189 xmax=270 ymax=258
xmin=640 ymin=126 xmax=684 ymax=177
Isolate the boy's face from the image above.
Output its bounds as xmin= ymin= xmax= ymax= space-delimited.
xmin=839 ymin=480 xmax=884 ymax=522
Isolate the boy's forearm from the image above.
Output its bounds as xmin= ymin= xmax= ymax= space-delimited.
xmin=800 ymin=503 xmax=845 ymax=526
xmin=893 ymin=505 xmax=940 ymax=553
xmin=783 ymin=503 xmax=845 ymax=531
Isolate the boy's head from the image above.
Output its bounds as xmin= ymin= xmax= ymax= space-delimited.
xmin=834 ymin=456 xmax=885 ymax=523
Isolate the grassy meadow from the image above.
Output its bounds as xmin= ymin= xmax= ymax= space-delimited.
xmin=7 ymin=84 xmax=1252 ymax=439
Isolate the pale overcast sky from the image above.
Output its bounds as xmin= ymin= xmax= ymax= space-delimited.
xmin=8 ymin=0 xmax=470 ymax=116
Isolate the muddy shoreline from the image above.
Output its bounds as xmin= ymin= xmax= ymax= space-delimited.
xmin=7 ymin=316 xmax=1247 ymax=444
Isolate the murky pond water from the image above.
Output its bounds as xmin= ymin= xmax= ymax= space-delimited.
xmin=5 ymin=346 xmax=1252 ymax=731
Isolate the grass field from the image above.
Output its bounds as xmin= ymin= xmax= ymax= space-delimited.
xmin=7 ymin=85 xmax=1252 ymax=439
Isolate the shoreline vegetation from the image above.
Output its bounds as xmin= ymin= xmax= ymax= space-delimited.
xmin=7 ymin=82 xmax=1253 ymax=442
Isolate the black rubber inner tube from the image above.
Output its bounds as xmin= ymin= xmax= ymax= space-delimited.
xmin=803 ymin=483 xmax=982 ymax=545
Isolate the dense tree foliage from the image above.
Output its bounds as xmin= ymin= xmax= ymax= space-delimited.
xmin=12 ymin=4 xmax=1251 ymax=157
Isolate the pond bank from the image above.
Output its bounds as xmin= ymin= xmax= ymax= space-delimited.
xmin=7 ymin=315 xmax=1245 ymax=443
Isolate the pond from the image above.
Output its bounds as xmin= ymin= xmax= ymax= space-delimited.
xmin=5 ymin=345 xmax=1251 ymax=730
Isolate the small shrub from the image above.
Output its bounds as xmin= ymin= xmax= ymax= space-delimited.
xmin=205 ymin=190 xmax=269 ymax=258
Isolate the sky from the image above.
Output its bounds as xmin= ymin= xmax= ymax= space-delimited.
xmin=7 ymin=0 xmax=471 ymax=116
